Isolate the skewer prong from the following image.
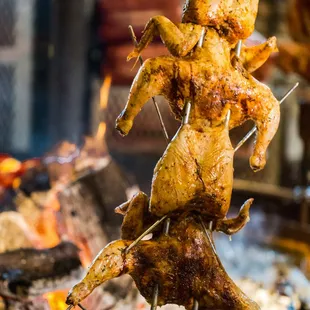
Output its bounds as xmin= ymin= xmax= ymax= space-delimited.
xmin=151 ymin=284 xmax=159 ymax=310
xmin=235 ymin=82 xmax=299 ymax=152
xmin=129 ymin=25 xmax=170 ymax=144
xmin=125 ymin=215 xmax=167 ymax=253
xmin=235 ymin=40 xmax=242 ymax=58
xmin=163 ymin=218 xmax=171 ymax=235
xmin=193 ymin=300 xmax=199 ymax=310
xmin=183 ymin=100 xmax=192 ymax=125
xmin=225 ymin=110 xmax=231 ymax=130
xmin=199 ymin=216 xmax=217 ymax=254
xmin=198 ymin=27 xmax=206 ymax=48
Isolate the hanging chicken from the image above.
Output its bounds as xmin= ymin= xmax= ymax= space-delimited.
xmin=67 ymin=0 xmax=280 ymax=309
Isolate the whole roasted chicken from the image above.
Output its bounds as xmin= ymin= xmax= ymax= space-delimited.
xmin=67 ymin=213 xmax=259 ymax=310
xmin=116 ymin=26 xmax=279 ymax=218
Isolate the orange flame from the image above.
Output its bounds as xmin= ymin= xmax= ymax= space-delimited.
xmin=96 ymin=76 xmax=112 ymax=140
xmin=100 ymin=75 xmax=112 ymax=110
xmin=43 ymin=290 xmax=68 ymax=310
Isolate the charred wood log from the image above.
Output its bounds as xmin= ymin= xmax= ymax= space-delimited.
xmin=0 ymin=242 xmax=82 ymax=298
xmin=58 ymin=158 xmax=134 ymax=255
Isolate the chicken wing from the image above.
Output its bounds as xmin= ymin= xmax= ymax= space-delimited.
xmin=67 ymin=215 xmax=259 ymax=309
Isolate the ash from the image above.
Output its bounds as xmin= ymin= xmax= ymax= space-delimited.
xmin=215 ymin=212 xmax=310 ymax=310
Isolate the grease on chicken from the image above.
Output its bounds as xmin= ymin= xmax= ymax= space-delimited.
xmin=117 ymin=28 xmax=280 ymax=173
xmin=67 ymin=215 xmax=259 ymax=310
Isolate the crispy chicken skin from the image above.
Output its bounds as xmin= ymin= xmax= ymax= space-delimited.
xmin=182 ymin=0 xmax=259 ymax=43
xmin=150 ymin=122 xmax=234 ymax=218
xmin=117 ymin=28 xmax=280 ymax=173
xmin=128 ymin=0 xmax=259 ymax=61
xmin=67 ymin=215 xmax=259 ymax=310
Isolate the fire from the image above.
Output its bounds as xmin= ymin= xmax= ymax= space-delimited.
xmin=96 ymin=75 xmax=112 ymax=140
xmin=99 ymin=75 xmax=112 ymax=110
xmin=43 ymin=290 xmax=68 ymax=310
xmin=96 ymin=122 xmax=107 ymax=141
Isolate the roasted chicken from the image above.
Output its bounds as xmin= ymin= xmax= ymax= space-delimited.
xmin=127 ymin=0 xmax=277 ymax=76
xmin=67 ymin=214 xmax=259 ymax=310
xmin=128 ymin=0 xmax=260 ymax=61
xmin=117 ymin=27 xmax=280 ymax=173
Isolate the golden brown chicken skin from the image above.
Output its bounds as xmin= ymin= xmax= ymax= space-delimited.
xmin=117 ymin=28 xmax=280 ymax=173
xmin=182 ymin=0 xmax=259 ymax=43
xmin=67 ymin=215 xmax=259 ymax=310
xmin=150 ymin=121 xmax=234 ymax=218
xmin=128 ymin=0 xmax=259 ymax=61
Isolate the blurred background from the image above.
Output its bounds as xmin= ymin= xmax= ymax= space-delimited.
xmin=0 ymin=0 xmax=310 ymax=309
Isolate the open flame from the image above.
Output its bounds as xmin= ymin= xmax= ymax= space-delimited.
xmin=0 ymin=76 xmax=114 ymax=309
xmin=96 ymin=75 xmax=112 ymax=141
xmin=43 ymin=290 xmax=68 ymax=310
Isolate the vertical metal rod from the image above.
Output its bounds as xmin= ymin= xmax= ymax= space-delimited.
xmin=183 ymin=100 xmax=192 ymax=125
xmin=128 ymin=25 xmax=170 ymax=144
xmin=151 ymin=217 xmax=170 ymax=309
xmin=163 ymin=218 xmax=171 ymax=235
xmin=235 ymin=40 xmax=242 ymax=58
xmin=198 ymin=27 xmax=206 ymax=48
xmin=234 ymin=82 xmax=299 ymax=152
xmin=151 ymin=284 xmax=159 ymax=310
xmin=193 ymin=299 xmax=199 ymax=310
xmin=225 ymin=109 xmax=231 ymax=130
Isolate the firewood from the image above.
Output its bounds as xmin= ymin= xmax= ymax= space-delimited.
xmin=0 ymin=242 xmax=82 ymax=298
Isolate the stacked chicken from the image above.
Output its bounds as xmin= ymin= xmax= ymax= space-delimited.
xmin=67 ymin=1 xmax=280 ymax=309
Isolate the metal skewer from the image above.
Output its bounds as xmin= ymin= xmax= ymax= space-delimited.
xmin=235 ymin=40 xmax=242 ymax=58
xmin=234 ymin=82 xmax=299 ymax=152
xmin=125 ymin=215 xmax=168 ymax=253
xmin=129 ymin=25 xmax=170 ymax=144
xmin=66 ymin=303 xmax=87 ymax=310
xmin=193 ymin=299 xmax=199 ymax=310
xmin=199 ymin=216 xmax=217 ymax=255
xmin=151 ymin=284 xmax=159 ymax=310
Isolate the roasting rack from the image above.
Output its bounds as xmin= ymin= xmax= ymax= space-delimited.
xmin=66 ymin=25 xmax=299 ymax=310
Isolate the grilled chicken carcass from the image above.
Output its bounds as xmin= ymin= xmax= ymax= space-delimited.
xmin=128 ymin=0 xmax=259 ymax=61
xmin=67 ymin=214 xmax=259 ymax=310
xmin=117 ymin=28 xmax=280 ymax=173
